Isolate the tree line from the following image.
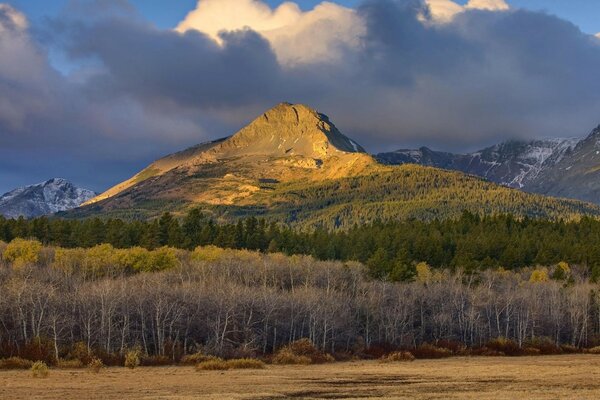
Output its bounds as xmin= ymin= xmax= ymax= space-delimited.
xmin=0 ymin=245 xmax=599 ymax=364
xmin=2 ymin=211 xmax=600 ymax=280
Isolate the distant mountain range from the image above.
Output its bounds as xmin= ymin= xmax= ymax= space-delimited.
xmin=377 ymin=125 xmax=600 ymax=205
xmin=63 ymin=103 xmax=600 ymax=227
xmin=0 ymin=178 xmax=96 ymax=219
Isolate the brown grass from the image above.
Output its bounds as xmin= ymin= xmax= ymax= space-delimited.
xmin=195 ymin=358 xmax=266 ymax=371
xmin=1 ymin=355 xmax=600 ymax=399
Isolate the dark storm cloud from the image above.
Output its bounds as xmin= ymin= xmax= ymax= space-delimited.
xmin=63 ymin=19 xmax=281 ymax=109
xmin=1 ymin=0 xmax=600 ymax=193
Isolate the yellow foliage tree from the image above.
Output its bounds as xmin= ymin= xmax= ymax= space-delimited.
xmin=2 ymin=239 xmax=42 ymax=268
xmin=529 ymin=268 xmax=549 ymax=283
xmin=416 ymin=262 xmax=432 ymax=284
xmin=191 ymin=245 xmax=224 ymax=262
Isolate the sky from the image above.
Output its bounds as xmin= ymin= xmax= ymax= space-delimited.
xmin=0 ymin=0 xmax=600 ymax=194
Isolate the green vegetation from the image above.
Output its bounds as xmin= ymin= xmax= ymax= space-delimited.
xmin=3 ymin=209 xmax=600 ymax=278
xmin=63 ymin=166 xmax=600 ymax=224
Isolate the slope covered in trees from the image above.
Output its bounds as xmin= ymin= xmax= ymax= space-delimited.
xmin=3 ymin=211 xmax=600 ymax=278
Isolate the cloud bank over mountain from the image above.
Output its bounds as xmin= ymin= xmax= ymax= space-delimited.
xmin=1 ymin=0 xmax=600 ymax=192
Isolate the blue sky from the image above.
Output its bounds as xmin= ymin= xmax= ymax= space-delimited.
xmin=5 ymin=0 xmax=600 ymax=34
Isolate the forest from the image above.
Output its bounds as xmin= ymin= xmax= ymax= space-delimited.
xmin=2 ymin=210 xmax=600 ymax=280
xmin=0 ymin=242 xmax=599 ymax=366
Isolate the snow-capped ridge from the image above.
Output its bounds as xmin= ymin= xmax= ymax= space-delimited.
xmin=0 ymin=179 xmax=96 ymax=219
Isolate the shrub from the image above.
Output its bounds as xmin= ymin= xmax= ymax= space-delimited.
xmin=69 ymin=342 xmax=93 ymax=365
xmin=0 ymin=357 xmax=34 ymax=370
xmin=525 ymin=337 xmax=562 ymax=355
xmin=470 ymin=347 xmax=505 ymax=357
xmin=141 ymin=355 xmax=172 ymax=366
xmin=195 ymin=358 xmax=229 ymax=371
xmin=588 ymin=346 xmax=600 ymax=354
xmin=486 ymin=337 xmax=522 ymax=356
xmin=124 ymin=350 xmax=141 ymax=369
xmin=272 ymin=339 xmax=334 ymax=365
xmin=180 ymin=352 xmax=219 ymax=365
xmin=272 ymin=348 xmax=312 ymax=365
xmin=56 ymin=359 xmax=84 ymax=369
xmin=2 ymin=239 xmax=42 ymax=268
xmin=226 ymin=358 xmax=265 ymax=369
xmin=522 ymin=347 xmax=541 ymax=356
xmin=412 ymin=344 xmax=452 ymax=359
xmin=560 ymin=344 xmax=580 ymax=354
xmin=380 ymin=351 xmax=415 ymax=363
xmin=31 ymin=361 xmax=49 ymax=378
xmin=88 ymin=358 xmax=105 ymax=373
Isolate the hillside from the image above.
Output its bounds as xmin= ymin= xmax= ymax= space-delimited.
xmin=69 ymin=103 xmax=600 ymax=226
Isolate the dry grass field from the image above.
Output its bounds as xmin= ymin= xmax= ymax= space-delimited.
xmin=1 ymin=355 xmax=600 ymax=399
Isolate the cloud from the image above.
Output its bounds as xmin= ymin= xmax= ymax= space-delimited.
xmin=2 ymin=0 xmax=600 ymax=193
xmin=425 ymin=0 xmax=509 ymax=23
xmin=176 ymin=0 xmax=363 ymax=65
xmin=466 ymin=0 xmax=509 ymax=11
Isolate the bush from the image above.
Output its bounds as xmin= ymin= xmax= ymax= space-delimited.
xmin=226 ymin=358 xmax=265 ymax=369
xmin=0 ymin=357 xmax=34 ymax=370
xmin=271 ymin=348 xmax=312 ymax=365
xmin=141 ymin=355 xmax=172 ymax=366
xmin=560 ymin=344 xmax=580 ymax=354
xmin=588 ymin=346 xmax=600 ymax=354
xmin=124 ymin=350 xmax=141 ymax=369
xmin=2 ymin=239 xmax=42 ymax=268
xmin=380 ymin=351 xmax=415 ymax=363
xmin=180 ymin=352 xmax=219 ymax=365
xmin=69 ymin=342 xmax=93 ymax=365
xmin=412 ymin=344 xmax=452 ymax=359
xmin=522 ymin=347 xmax=541 ymax=356
xmin=524 ymin=337 xmax=562 ymax=355
xmin=470 ymin=347 xmax=505 ymax=357
xmin=272 ymin=339 xmax=334 ymax=365
xmin=486 ymin=337 xmax=522 ymax=356
xmin=56 ymin=359 xmax=84 ymax=369
xmin=31 ymin=361 xmax=49 ymax=378
xmin=195 ymin=358 xmax=229 ymax=371
xmin=88 ymin=358 xmax=105 ymax=373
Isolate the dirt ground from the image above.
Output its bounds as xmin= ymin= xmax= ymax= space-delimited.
xmin=1 ymin=355 xmax=599 ymax=399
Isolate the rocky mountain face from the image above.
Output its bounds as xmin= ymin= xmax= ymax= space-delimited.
xmin=0 ymin=178 xmax=96 ymax=219
xmin=377 ymin=137 xmax=585 ymax=193
xmin=71 ymin=103 xmax=600 ymax=226
xmin=83 ymin=103 xmax=378 ymax=210
xmin=528 ymin=126 xmax=600 ymax=203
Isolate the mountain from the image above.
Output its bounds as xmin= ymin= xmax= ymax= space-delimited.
xmin=528 ymin=126 xmax=600 ymax=203
xmin=70 ymin=103 xmax=600 ymax=227
xmin=378 ymin=126 xmax=600 ymax=205
xmin=0 ymin=178 xmax=96 ymax=219
xmin=377 ymin=138 xmax=578 ymax=189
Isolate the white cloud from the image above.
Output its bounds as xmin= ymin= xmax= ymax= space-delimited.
xmin=596 ymin=33 xmax=600 ymax=39
xmin=425 ymin=0 xmax=509 ymax=23
xmin=176 ymin=0 xmax=363 ymax=66
xmin=466 ymin=0 xmax=510 ymax=11
xmin=425 ymin=0 xmax=464 ymax=22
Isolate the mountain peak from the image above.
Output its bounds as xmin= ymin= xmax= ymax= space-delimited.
xmin=0 ymin=178 xmax=96 ymax=219
xmin=219 ymin=102 xmax=366 ymax=158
